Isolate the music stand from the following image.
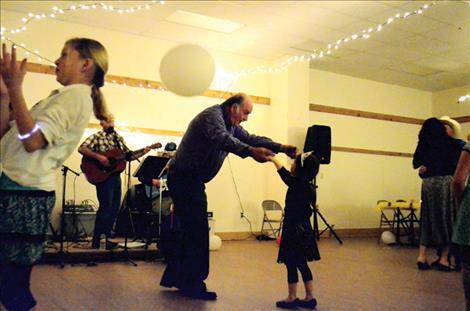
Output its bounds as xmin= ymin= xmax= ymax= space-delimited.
xmin=133 ymin=156 xmax=171 ymax=243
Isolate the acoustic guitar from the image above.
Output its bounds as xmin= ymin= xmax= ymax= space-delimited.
xmin=81 ymin=142 xmax=162 ymax=185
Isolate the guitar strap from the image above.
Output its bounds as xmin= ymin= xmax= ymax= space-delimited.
xmin=112 ymin=131 xmax=134 ymax=161
xmin=112 ymin=132 xmax=124 ymax=152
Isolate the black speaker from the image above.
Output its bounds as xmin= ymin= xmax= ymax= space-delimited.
xmin=303 ymin=125 xmax=331 ymax=164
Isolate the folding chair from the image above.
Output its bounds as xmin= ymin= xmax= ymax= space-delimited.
xmin=377 ymin=200 xmax=396 ymax=244
xmin=260 ymin=200 xmax=284 ymax=238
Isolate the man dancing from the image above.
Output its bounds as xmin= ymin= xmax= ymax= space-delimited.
xmin=160 ymin=93 xmax=296 ymax=300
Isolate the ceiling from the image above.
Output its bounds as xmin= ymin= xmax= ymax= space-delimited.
xmin=1 ymin=0 xmax=470 ymax=91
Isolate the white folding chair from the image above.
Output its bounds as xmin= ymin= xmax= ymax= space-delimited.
xmin=260 ymin=200 xmax=284 ymax=238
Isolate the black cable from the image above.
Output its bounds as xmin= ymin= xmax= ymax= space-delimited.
xmin=73 ymin=173 xmax=79 ymax=205
xmin=226 ymin=157 xmax=257 ymax=239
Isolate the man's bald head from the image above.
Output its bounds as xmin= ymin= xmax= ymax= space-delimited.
xmin=222 ymin=93 xmax=253 ymax=126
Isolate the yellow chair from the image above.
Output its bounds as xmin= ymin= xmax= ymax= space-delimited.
xmin=377 ymin=199 xmax=420 ymax=245
xmin=377 ymin=200 xmax=396 ymax=244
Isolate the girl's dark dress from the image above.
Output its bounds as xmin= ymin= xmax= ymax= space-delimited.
xmin=277 ymin=167 xmax=321 ymax=264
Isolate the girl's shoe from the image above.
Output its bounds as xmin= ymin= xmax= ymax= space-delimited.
xmin=297 ymin=298 xmax=317 ymax=309
xmin=276 ymin=298 xmax=299 ymax=309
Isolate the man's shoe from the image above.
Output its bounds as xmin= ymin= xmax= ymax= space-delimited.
xmin=180 ymin=290 xmax=217 ymax=301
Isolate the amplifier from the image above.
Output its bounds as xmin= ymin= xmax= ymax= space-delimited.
xmin=63 ymin=208 xmax=96 ymax=239
xmin=63 ymin=204 xmax=96 ymax=214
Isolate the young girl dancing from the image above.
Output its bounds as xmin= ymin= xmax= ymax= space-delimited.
xmin=270 ymin=152 xmax=321 ymax=309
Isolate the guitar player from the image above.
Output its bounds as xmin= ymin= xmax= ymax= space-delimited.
xmin=78 ymin=115 xmax=149 ymax=249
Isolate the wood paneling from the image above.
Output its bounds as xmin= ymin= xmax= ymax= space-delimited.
xmin=87 ymin=123 xmax=184 ymax=137
xmin=309 ymin=103 xmax=424 ymax=125
xmin=332 ymin=146 xmax=413 ymax=158
xmin=454 ymin=116 xmax=470 ymax=123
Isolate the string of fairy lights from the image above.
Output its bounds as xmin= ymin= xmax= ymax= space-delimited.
xmin=2 ymin=0 xmax=166 ymax=37
xmin=1 ymin=1 xmax=439 ymax=92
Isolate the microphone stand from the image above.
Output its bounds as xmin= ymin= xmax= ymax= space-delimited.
xmin=58 ymin=165 xmax=80 ymax=268
xmin=122 ymin=159 xmax=137 ymax=266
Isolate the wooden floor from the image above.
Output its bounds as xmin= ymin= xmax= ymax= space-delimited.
xmin=29 ymin=238 xmax=463 ymax=311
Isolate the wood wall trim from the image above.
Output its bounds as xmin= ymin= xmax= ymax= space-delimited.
xmin=310 ymin=103 xmax=470 ymax=125
xmin=310 ymin=103 xmax=424 ymax=125
xmin=87 ymin=123 xmax=413 ymax=158
xmin=87 ymin=123 xmax=184 ymax=137
xmin=454 ymin=116 xmax=470 ymax=123
xmin=332 ymin=146 xmax=413 ymax=158
xmin=26 ymin=62 xmax=271 ymax=105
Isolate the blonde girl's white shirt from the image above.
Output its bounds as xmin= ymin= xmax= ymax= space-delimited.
xmin=0 ymin=84 xmax=93 ymax=191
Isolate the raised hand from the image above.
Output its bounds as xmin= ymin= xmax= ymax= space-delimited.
xmin=0 ymin=75 xmax=9 ymax=106
xmin=1 ymin=43 xmax=28 ymax=91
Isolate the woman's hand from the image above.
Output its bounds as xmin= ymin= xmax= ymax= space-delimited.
xmin=0 ymin=75 xmax=9 ymax=106
xmin=1 ymin=43 xmax=28 ymax=93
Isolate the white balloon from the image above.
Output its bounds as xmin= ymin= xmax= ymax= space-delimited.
xmin=209 ymin=235 xmax=222 ymax=251
xmin=159 ymin=44 xmax=215 ymax=97
xmin=381 ymin=231 xmax=396 ymax=245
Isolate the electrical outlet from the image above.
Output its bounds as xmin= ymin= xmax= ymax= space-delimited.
xmin=240 ymin=212 xmax=244 ymax=218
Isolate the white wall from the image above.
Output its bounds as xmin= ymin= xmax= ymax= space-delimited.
xmin=432 ymin=85 xmax=470 ymax=140
xmin=1 ymin=10 xmax=273 ymax=233
xmin=307 ymin=70 xmax=432 ymax=229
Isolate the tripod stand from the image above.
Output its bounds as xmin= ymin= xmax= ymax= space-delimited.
xmin=310 ymin=178 xmax=343 ymax=245
xmin=58 ymin=165 xmax=80 ymax=268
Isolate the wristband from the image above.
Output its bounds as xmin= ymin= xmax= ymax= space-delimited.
xmin=17 ymin=124 xmax=40 ymax=140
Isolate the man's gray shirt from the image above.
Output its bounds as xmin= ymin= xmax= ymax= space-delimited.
xmin=171 ymin=104 xmax=282 ymax=183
